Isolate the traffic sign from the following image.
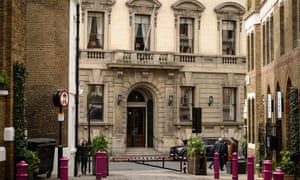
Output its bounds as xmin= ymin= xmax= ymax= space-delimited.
xmin=59 ymin=89 xmax=69 ymax=108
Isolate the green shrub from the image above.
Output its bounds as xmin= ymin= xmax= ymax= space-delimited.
xmin=187 ymin=136 xmax=205 ymax=157
xmin=91 ymin=134 xmax=110 ymax=156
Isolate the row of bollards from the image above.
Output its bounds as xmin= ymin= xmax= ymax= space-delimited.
xmin=16 ymin=157 xmax=69 ymax=180
xmin=213 ymin=152 xmax=285 ymax=180
xmin=16 ymin=151 xmax=108 ymax=180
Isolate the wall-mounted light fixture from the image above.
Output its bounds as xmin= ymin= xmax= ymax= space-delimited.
xmin=208 ymin=96 xmax=213 ymax=106
xmin=168 ymin=95 xmax=173 ymax=105
xmin=117 ymin=94 xmax=122 ymax=105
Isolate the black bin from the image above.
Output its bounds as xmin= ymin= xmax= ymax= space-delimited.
xmin=28 ymin=138 xmax=56 ymax=178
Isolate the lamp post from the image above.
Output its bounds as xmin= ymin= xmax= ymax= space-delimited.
xmin=88 ymin=104 xmax=92 ymax=145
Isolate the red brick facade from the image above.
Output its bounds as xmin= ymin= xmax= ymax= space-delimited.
xmin=0 ymin=1 xmax=69 ymax=179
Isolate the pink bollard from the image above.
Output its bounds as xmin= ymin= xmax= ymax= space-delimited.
xmin=16 ymin=161 xmax=28 ymax=180
xmin=232 ymin=152 xmax=238 ymax=180
xmin=247 ymin=155 xmax=255 ymax=180
xmin=214 ymin=152 xmax=219 ymax=179
xmin=60 ymin=157 xmax=68 ymax=180
xmin=96 ymin=151 xmax=107 ymax=179
xmin=263 ymin=160 xmax=272 ymax=180
xmin=273 ymin=168 xmax=285 ymax=180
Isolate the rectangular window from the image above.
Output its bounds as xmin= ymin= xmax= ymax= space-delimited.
xmin=87 ymin=85 xmax=104 ymax=121
xmin=223 ymin=87 xmax=236 ymax=121
xmin=222 ymin=20 xmax=236 ymax=55
xmin=87 ymin=12 xmax=104 ymax=49
xmin=179 ymin=86 xmax=194 ymax=121
xmin=292 ymin=0 xmax=299 ymax=48
xmin=179 ymin=18 xmax=194 ymax=53
xmin=135 ymin=15 xmax=150 ymax=51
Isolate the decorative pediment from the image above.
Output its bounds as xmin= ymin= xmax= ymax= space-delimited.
xmin=81 ymin=0 xmax=116 ymax=23
xmin=126 ymin=0 xmax=161 ymax=9
xmin=171 ymin=0 xmax=205 ymax=15
xmin=82 ymin=0 xmax=116 ymax=10
xmin=214 ymin=2 xmax=245 ymax=16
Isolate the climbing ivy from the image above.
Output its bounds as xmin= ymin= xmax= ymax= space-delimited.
xmin=13 ymin=62 xmax=40 ymax=173
xmin=288 ymin=87 xmax=299 ymax=161
xmin=14 ymin=62 xmax=27 ymax=158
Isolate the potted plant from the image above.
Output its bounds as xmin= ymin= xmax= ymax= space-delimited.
xmin=277 ymin=150 xmax=299 ymax=180
xmin=187 ymin=135 xmax=206 ymax=175
xmin=91 ymin=134 xmax=110 ymax=175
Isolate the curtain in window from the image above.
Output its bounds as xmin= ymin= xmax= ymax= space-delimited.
xmin=87 ymin=12 xmax=104 ymax=48
xmin=222 ymin=20 xmax=236 ymax=55
xmin=223 ymin=88 xmax=236 ymax=121
xmin=179 ymin=18 xmax=194 ymax=53
xmin=135 ymin=15 xmax=150 ymax=50
xmin=96 ymin=15 xmax=103 ymax=47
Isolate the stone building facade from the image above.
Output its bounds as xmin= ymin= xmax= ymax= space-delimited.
xmin=78 ymin=0 xmax=247 ymax=155
xmin=245 ymin=0 xmax=300 ymax=160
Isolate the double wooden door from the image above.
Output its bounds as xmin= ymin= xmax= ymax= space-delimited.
xmin=127 ymin=107 xmax=145 ymax=147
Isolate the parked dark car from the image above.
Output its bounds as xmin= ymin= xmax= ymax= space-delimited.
xmin=169 ymin=137 xmax=230 ymax=160
xmin=169 ymin=139 xmax=188 ymax=160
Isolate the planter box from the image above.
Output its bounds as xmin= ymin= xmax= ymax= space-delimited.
xmin=188 ymin=154 xmax=207 ymax=175
xmin=284 ymin=174 xmax=295 ymax=180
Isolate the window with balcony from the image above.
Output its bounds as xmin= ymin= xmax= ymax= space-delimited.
xmin=180 ymin=18 xmax=194 ymax=53
xmin=223 ymin=87 xmax=236 ymax=121
xmin=126 ymin=0 xmax=161 ymax=51
xmin=87 ymin=12 xmax=104 ymax=49
xmin=179 ymin=86 xmax=194 ymax=121
xmin=135 ymin=15 xmax=150 ymax=51
xmin=214 ymin=2 xmax=245 ymax=56
xmin=87 ymin=85 xmax=104 ymax=121
xmin=171 ymin=0 xmax=205 ymax=54
xmin=222 ymin=20 xmax=236 ymax=55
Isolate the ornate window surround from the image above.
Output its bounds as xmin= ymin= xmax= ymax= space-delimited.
xmin=214 ymin=2 xmax=245 ymax=56
xmin=81 ymin=0 xmax=116 ymax=49
xmin=171 ymin=0 xmax=205 ymax=54
xmin=126 ymin=0 xmax=162 ymax=50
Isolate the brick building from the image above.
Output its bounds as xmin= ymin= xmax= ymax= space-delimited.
xmin=0 ymin=0 xmax=26 ymax=179
xmin=245 ymin=0 xmax=300 ymax=162
xmin=78 ymin=0 xmax=247 ymax=156
xmin=0 ymin=0 xmax=76 ymax=179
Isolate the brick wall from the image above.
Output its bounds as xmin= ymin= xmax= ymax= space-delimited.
xmin=0 ymin=0 xmax=26 ymax=179
xmin=25 ymin=0 xmax=69 ymax=145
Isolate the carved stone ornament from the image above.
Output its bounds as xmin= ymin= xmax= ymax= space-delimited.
xmin=214 ymin=2 xmax=245 ymax=31
xmin=126 ymin=0 xmax=161 ymax=26
xmin=81 ymin=0 xmax=116 ymax=23
xmin=171 ymin=0 xmax=205 ymax=29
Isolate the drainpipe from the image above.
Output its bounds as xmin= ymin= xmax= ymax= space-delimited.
xmin=74 ymin=2 xmax=80 ymax=177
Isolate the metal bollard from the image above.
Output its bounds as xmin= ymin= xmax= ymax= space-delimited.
xmin=273 ymin=168 xmax=285 ymax=180
xmin=232 ymin=152 xmax=238 ymax=180
xmin=16 ymin=161 xmax=28 ymax=180
xmin=214 ymin=152 xmax=219 ymax=179
xmin=247 ymin=155 xmax=254 ymax=180
xmin=182 ymin=159 xmax=187 ymax=174
xmin=96 ymin=151 xmax=107 ymax=179
xmin=263 ymin=160 xmax=272 ymax=180
xmin=60 ymin=157 xmax=68 ymax=180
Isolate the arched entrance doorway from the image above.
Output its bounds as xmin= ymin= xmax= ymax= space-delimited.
xmin=126 ymin=89 xmax=153 ymax=148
